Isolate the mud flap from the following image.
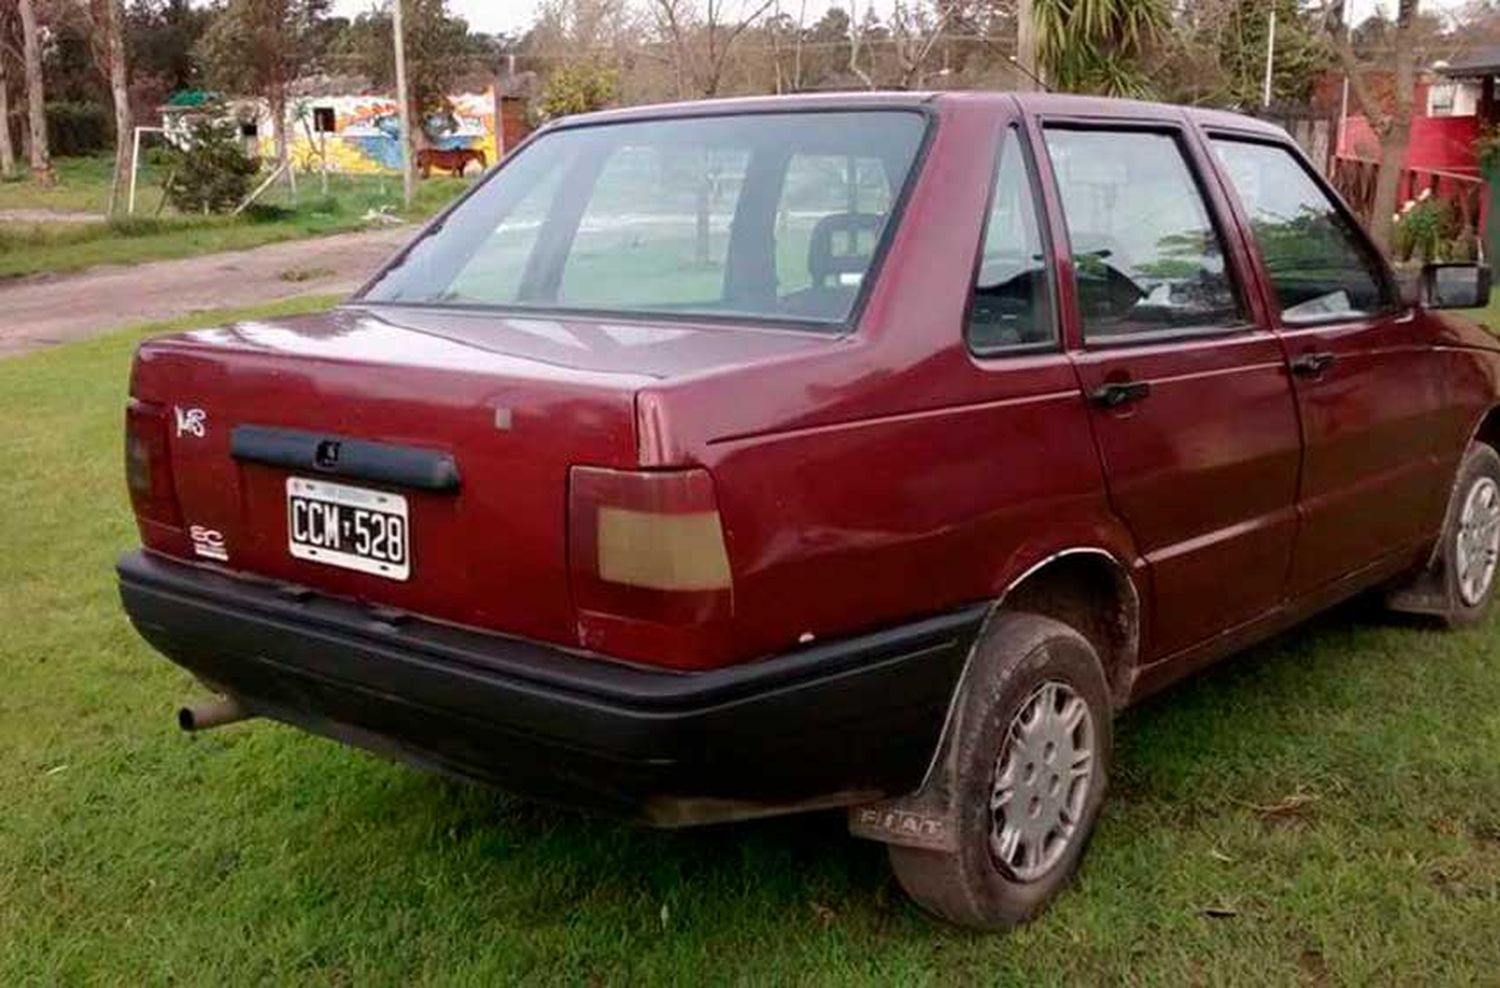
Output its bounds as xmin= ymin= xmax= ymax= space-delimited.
xmin=848 ymin=696 xmax=966 ymax=853
xmin=1385 ymin=565 xmax=1449 ymax=616
xmin=848 ymin=794 xmax=959 ymax=852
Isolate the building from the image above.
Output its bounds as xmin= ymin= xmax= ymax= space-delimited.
xmin=161 ymin=74 xmax=537 ymax=176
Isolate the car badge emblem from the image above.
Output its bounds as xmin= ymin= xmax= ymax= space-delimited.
xmin=174 ymin=406 xmax=207 ymax=439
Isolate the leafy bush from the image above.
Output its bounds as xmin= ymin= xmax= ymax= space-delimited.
xmin=305 ymin=195 xmax=342 ymax=216
xmin=160 ymin=113 xmax=261 ymax=215
xmin=536 ymin=61 xmax=619 ymax=121
xmin=1392 ymin=191 xmax=1461 ymax=264
xmin=243 ymin=203 xmax=294 ymax=223
xmin=45 ymin=102 xmax=112 ymax=157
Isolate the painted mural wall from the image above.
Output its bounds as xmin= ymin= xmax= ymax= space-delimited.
xmin=284 ymin=91 xmax=500 ymax=174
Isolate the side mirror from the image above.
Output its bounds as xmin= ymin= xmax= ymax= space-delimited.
xmin=1421 ymin=263 xmax=1492 ymax=310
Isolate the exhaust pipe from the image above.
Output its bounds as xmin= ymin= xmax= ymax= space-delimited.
xmin=177 ymin=694 xmax=250 ymax=732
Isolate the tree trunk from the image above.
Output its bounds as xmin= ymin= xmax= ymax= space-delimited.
xmin=18 ymin=0 xmax=52 ymax=185
xmin=1367 ymin=0 xmax=1419 ymax=252
xmin=1370 ymin=118 xmax=1410 ymax=253
xmin=269 ymin=82 xmax=295 ymax=204
xmin=0 ymin=45 xmax=16 ymax=180
xmin=99 ymin=0 xmax=134 ymax=216
xmin=1016 ymin=0 xmax=1039 ymax=91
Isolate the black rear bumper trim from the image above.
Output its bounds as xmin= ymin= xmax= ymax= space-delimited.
xmin=118 ymin=550 xmax=985 ymax=822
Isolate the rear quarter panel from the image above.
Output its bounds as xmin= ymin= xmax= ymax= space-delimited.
xmin=622 ymin=97 xmax=1136 ymax=664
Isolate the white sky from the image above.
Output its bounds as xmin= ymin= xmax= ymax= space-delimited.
xmin=331 ymin=0 xmax=1477 ymax=39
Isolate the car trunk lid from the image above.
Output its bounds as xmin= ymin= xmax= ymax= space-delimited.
xmin=128 ymin=304 xmax=826 ymax=651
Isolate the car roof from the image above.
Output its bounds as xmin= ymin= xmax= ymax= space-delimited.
xmin=545 ymin=90 xmax=1290 ymax=143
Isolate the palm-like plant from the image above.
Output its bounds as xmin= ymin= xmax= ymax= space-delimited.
xmin=1031 ymin=0 xmax=1169 ymax=97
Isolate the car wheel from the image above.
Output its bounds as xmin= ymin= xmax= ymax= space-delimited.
xmin=888 ymin=612 xmax=1112 ymax=930
xmin=1440 ymin=442 xmax=1500 ymax=626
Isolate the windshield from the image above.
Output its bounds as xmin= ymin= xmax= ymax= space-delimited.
xmin=360 ymin=111 xmax=928 ymax=327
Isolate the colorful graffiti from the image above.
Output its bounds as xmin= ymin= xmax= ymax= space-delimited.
xmin=287 ymin=92 xmax=499 ymax=175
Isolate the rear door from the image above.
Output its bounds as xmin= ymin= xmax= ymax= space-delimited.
xmin=1206 ymin=135 xmax=1452 ymax=594
xmin=1033 ymin=115 xmax=1303 ymax=660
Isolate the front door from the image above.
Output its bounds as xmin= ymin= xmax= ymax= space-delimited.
xmin=1207 ymin=136 xmax=1452 ymax=594
xmin=1037 ymin=122 xmax=1303 ymax=660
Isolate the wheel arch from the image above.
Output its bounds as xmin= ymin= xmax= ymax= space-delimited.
xmin=993 ymin=548 xmax=1141 ymax=707
xmin=926 ymin=545 xmax=1141 ymax=791
xmin=849 ymin=545 xmax=1140 ymax=851
xmin=1470 ymin=404 xmax=1500 ymax=455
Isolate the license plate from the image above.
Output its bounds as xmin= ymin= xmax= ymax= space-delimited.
xmin=287 ymin=477 xmax=410 ymax=581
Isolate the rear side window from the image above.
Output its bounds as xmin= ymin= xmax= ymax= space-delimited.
xmin=1210 ymin=138 xmax=1393 ymax=324
xmin=1043 ymin=128 xmax=1243 ymax=339
xmin=968 ymin=128 xmax=1054 ymax=352
xmin=361 ymin=111 xmax=927 ymax=328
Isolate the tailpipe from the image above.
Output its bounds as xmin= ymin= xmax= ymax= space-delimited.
xmin=177 ymin=694 xmax=250 ymax=732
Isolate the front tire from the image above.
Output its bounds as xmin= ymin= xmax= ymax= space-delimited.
xmin=1439 ymin=442 xmax=1500 ymax=626
xmin=888 ymin=612 xmax=1112 ymax=930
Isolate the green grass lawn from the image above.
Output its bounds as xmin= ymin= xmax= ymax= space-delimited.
xmin=0 ymin=156 xmax=470 ymax=280
xmin=0 ymin=156 xmax=130 ymax=213
xmin=3 ymin=303 xmax=1500 ymax=983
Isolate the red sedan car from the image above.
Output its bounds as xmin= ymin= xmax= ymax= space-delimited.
xmin=120 ymin=92 xmax=1500 ymax=929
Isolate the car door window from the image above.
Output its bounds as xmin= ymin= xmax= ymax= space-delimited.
xmin=968 ymin=128 xmax=1054 ymax=352
xmin=1043 ymin=128 xmax=1243 ymax=339
xmin=1210 ymin=138 xmax=1393 ymax=324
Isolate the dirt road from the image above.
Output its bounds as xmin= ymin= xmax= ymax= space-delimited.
xmin=0 ymin=226 xmax=412 ymax=358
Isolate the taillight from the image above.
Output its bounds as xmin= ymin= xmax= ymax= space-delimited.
xmin=568 ymin=467 xmax=733 ymax=626
xmin=125 ymin=398 xmax=182 ymax=528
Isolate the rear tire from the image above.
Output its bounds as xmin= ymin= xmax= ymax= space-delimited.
xmin=888 ymin=612 xmax=1112 ymax=930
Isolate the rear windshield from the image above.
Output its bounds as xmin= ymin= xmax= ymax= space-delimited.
xmin=359 ymin=111 xmax=927 ymax=327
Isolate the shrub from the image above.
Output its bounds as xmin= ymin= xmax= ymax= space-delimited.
xmin=536 ymin=61 xmax=619 ymax=122
xmin=45 ymin=102 xmax=112 ymax=156
xmin=1392 ymin=191 xmax=1463 ymax=264
xmin=243 ymin=203 xmax=294 ymax=223
xmin=160 ymin=112 xmax=261 ymax=214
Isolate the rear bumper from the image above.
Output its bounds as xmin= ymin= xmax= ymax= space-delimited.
xmin=118 ymin=550 xmax=984 ymax=825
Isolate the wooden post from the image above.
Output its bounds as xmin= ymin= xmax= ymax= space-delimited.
xmin=1015 ymin=0 xmax=1038 ymax=92
xmin=392 ymin=0 xmax=415 ymax=209
xmin=1263 ymin=6 xmax=1277 ymax=108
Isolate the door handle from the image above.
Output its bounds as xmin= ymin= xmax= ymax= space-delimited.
xmin=1290 ymin=351 xmax=1337 ymax=377
xmin=1089 ymin=380 xmax=1152 ymax=408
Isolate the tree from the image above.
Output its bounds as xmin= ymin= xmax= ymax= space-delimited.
xmin=126 ymin=0 xmax=214 ymax=95
xmin=1331 ymin=0 xmax=1420 ymax=251
xmin=654 ymin=0 xmax=776 ymax=98
xmin=80 ymin=0 xmax=136 ymax=215
xmin=161 ymin=109 xmax=260 ymax=213
xmin=196 ymin=0 xmax=331 ymax=182
xmin=1031 ymin=0 xmax=1168 ymax=96
xmin=886 ymin=0 xmax=950 ymax=90
xmin=536 ymin=59 xmax=619 ymax=118
xmin=0 ymin=7 xmax=18 ymax=180
xmin=18 ymin=0 xmax=51 ymax=184
xmin=341 ymin=0 xmax=482 ymax=145
xmin=1161 ymin=0 xmax=1332 ymax=109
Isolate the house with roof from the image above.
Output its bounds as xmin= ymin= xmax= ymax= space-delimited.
xmin=160 ymin=70 xmax=537 ymax=176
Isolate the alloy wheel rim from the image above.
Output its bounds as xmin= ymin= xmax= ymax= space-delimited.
xmin=1456 ymin=475 xmax=1500 ymax=606
xmin=989 ymin=680 xmax=1096 ymax=883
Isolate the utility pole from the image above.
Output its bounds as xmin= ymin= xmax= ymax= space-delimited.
xmin=392 ymin=0 xmax=414 ymax=208
xmin=1015 ymin=0 xmax=1038 ymax=92
xmin=1262 ymin=5 xmax=1278 ymax=108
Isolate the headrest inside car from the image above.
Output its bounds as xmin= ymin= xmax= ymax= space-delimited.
xmin=808 ymin=213 xmax=886 ymax=287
